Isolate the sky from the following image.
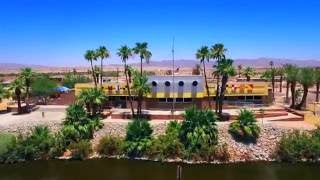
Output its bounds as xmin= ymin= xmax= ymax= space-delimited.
xmin=0 ymin=0 xmax=320 ymax=66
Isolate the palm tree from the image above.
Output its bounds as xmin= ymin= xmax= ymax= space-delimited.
xmin=117 ymin=45 xmax=135 ymax=117
xmin=96 ymin=46 xmax=110 ymax=87
xmin=215 ymin=58 xmax=236 ymax=115
xmin=283 ymin=64 xmax=292 ymax=103
xmin=196 ymin=46 xmax=211 ymax=108
xmin=132 ymin=72 xmax=151 ymax=117
xmin=77 ymin=88 xmax=106 ymax=116
xmin=295 ymin=68 xmax=315 ymax=110
xmin=277 ymin=67 xmax=284 ymax=93
xmin=0 ymin=84 xmax=8 ymax=102
xmin=19 ymin=68 xmax=35 ymax=108
xmin=132 ymin=42 xmax=152 ymax=75
xmin=242 ymin=67 xmax=256 ymax=81
xmin=211 ymin=43 xmax=227 ymax=112
xmin=269 ymin=61 xmax=275 ymax=100
xmin=127 ymin=65 xmax=135 ymax=83
xmin=314 ymin=67 xmax=320 ymax=102
xmin=9 ymin=78 xmax=24 ymax=114
xmin=237 ymin=64 xmax=242 ymax=78
xmin=84 ymin=50 xmax=98 ymax=87
xmin=285 ymin=65 xmax=299 ymax=108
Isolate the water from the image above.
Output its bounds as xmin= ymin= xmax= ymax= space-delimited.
xmin=0 ymin=159 xmax=319 ymax=180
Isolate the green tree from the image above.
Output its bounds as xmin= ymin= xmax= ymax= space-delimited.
xmin=0 ymin=84 xmax=8 ymax=102
xmin=84 ymin=50 xmax=98 ymax=87
xmin=9 ymin=78 xmax=24 ymax=114
xmin=77 ymin=88 xmax=106 ymax=116
xmin=132 ymin=42 xmax=152 ymax=75
xmin=215 ymin=59 xmax=236 ymax=115
xmin=242 ymin=67 xmax=256 ymax=81
xmin=196 ymin=46 xmax=211 ymax=108
xmin=96 ymin=46 xmax=110 ymax=87
xmin=237 ymin=64 xmax=242 ymax=78
xmin=19 ymin=68 xmax=36 ymax=108
xmin=62 ymin=72 xmax=91 ymax=89
xmin=211 ymin=44 xmax=227 ymax=113
xmin=277 ymin=67 xmax=285 ymax=93
xmin=285 ymin=65 xmax=299 ymax=108
xmin=295 ymin=67 xmax=315 ymax=109
xmin=283 ymin=64 xmax=292 ymax=102
xmin=31 ymin=76 xmax=57 ymax=105
xmin=132 ymin=72 xmax=151 ymax=117
xmin=315 ymin=68 xmax=320 ymax=102
xmin=117 ymin=45 xmax=135 ymax=117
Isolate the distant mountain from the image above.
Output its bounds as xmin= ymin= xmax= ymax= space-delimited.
xmin=1 ymin=58 xmax=320 ymax=73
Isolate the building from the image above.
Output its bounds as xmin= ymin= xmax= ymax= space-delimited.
xmin=75 ymin=75 xmax=271 ymax=110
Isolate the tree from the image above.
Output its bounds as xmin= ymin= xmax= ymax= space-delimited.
xmin=62 ymin=72 xmax=91 ymax=89
xmin=283 ymin=64 xmax=292 ymax=103
xmin=260 ymin=68 xmax=277 ymax=101
xmin=96 ymin=46 xmax=110 ymax=87
xmin=285 ymin=65 xmax=299 ymax=108
xmin=84 ymin=50 xmax=98 ymax=87
xmin=31 ymin=76 xmax=57 ymax=105
xmin=215 ymin=59 xmax=236 ymax=115
xmin=237 ymin=64 xmax=242 ymax=78
xmin=314 ymin=67 xmax=320 ymax=102
xmin=127 ymin=65 xmax=135 ymax=83
xmin=9 ymin=78 xmax=24 ymax=114
xmin=211 ymin=44 xmax=227 ymax=112
xmin=132 ymin=42 xmax=152 ymax=75
xmin=117 ymin=45 xmax=135 ymax=117
xmin=277 ymin=67 xmax=285 ymax=93
xmin=295 ymin=68 xmax=315 ymax=110
xmin=77 ymin=88 xmax=107 ymax=116
xmin=132 ymin=72 xmax=151 ymax=117
xmin=269 ymin=61 xmax=276 ymax=100
xmin=0 ymin=84 xmax=8 ymax=102
xmin=192 ymin=64 xmax=201 ymax=75
xmin=242 ymin=67 xmax=256 ymax=81
xmin=19 ymin=68 xmax=36 ymax=108
xmin=196 ymin=46 xmax=211 ymax=108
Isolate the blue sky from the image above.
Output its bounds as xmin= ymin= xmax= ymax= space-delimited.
xmin=0 ymin=0 xmax=319 ymax=66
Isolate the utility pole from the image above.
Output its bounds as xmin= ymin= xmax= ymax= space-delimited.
xmin=172 ymin=37 xmax=175 ymax=120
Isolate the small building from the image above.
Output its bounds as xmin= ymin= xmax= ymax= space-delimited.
xmin=75 ymin=75 xmax=271 ymax=110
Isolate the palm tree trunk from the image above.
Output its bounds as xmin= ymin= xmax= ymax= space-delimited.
xmin=140 ymin=57 xmax=143 ymax=75
xmin=124 ymin=63 xmax=135 ymax=117
xmin=290 ymin=82 xmax=296 ymax=108
xmin=90 ymin=61 xmax=97 ymax=87
xmin=16 ymin=93 xmax=22 ymax=114
xmin=26 ymin=85 xmax=30 ymax=108
xmin=246 ymin=76 xmax=250 ymax=81
xmin=202 ymin=61 xmax=211 ymax=109
xmin=219 ymin=75 xmax=228 ymax=115
xmin=296 ymin=86 xmax=308 ymax=110
xmin=279 ymin=75 xmax=283 ymax=93
xmin=215 ymin=75 xmax=220 ymax=113
xmin=100 ymin=58 xmax=103 ymax=88
xmin=271 ymin=75 xmax=275 ymax=101
xmin=286 ymin=81 xmax=290 ymax=102
xmin=316 ymin=82 xmax=320 ymax=102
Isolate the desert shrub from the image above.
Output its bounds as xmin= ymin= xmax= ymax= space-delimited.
xmin=229 ymin=109 xmax=260 ymax=142
xmin=124 ymin=119 xmax=153 ymax=157
xmin=68 ymin=140 xmax=92 ymax=160
xmin=147 ymin=121 xmax=184 ymax=160
xmin=276 ymin=129 xmax=320 ymax=162
xmin=180 ymin=107 xmax=218 ymax=153
xmin=0 ymin=133 xmax=16 ymax=156
xmin=205 ymin=143 xmax=230 ymax=162
xmin=96 ymin=136 xmax=124 ymax=156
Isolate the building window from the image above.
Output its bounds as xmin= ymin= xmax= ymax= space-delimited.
xmin=183 ymin=98 xmax=192 ymax=103
xmin=152 ymin=81 xmax=157 ymax=86
xmin=167 ymin=98 xmax=173 ymax=102
xmin=159 ymin=98 xmax=166 ymax=103
xmin=192 ymin=81 xmax=198 ymax=86
xmin=165 ymin=81 xmax=171 ymax=86
xmin=178 ymin=81 xmax=184 ymax=86
xmin=176 ymin=98 xmax=183 ymax=103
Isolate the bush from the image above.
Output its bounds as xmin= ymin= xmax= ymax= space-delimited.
xmin=229 ymin=109 xmax=260 ymax=142
xmin=68 ymin=140 xmax=92 ymax=160
xmin=180 ymin=107 xmax=218 ymax=153
xmin=96 ymin=136 xmax=124 ymax=156
xmin=62 ymin=73 xmax=90 ymax=89
xmin=124 ymin=119 xmax=153 ymax=157
xmin=276 ymin=129 xmax=320 ymax=162
xmin=0 ymin=133 xmax=16 ymax=156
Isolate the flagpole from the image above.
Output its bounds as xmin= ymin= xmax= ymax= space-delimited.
xmin=172 ymin=37 xmax=175 ymax=120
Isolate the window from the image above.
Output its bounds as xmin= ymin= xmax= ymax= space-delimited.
xmin=159 ymin=98 xmax=166 ymax=103
xmin=183 ymin=98 xmax=192 ymax=103
xmin=176 ymin=98 xmax=183 ymax=103
xmin=167 ymin=98 xmax=173 ymax=102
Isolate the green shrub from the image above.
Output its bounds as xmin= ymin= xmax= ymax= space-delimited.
xmin=229 ymin=109 xmax=260 ymax=142
xmin=124 ymin=119 xmax=153 ymax=157
xmin=0 ymin=133 xmax=16 ymax=156
xmin=96 ymin=136 xmax=124 ymax=156
xmin=180 ymin=107 xmax=218 ymax=153
xmin=68 ymin=140 xmax=92 ymax=160
xmin=276 ymin=130 xmax=320 ymax=162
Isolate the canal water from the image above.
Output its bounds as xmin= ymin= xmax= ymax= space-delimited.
xmin=0 ymin=159 xmax=319 ymax=180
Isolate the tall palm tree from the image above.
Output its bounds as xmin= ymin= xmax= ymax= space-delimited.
xmin=117 ymin=45 xmax=135 ymax=117
xmin=9 ymin=78 xmax=24 ymax=114
xmin=211 ymin=43 xmax=227 ymax=112
xmin=314 ymin=67 xmax=320 ymax=102
xmin=215 ymin=58 xmax=236 ymax=115
xmin=237 ymin=64 xmax=242 ymax=78
xmin=277 ymin=67 xmax=284 ymax=93
xmin=285 ymin=65 xmax=299 ymax=108
xmin=132 ymin=72 xmax=151 ymax=117
xmin=269 ymin=61 xmax=275 ymax=100
xmin=19 ymin=67 xmax=35 ymax=108
xmin=84 ymin=50 xmax=98 ymax=87
xmin=196 ymin=46 xmax=211 ymax=108
xmin=96 ymin=46 xmax=110 ymax=87
xmin=127 ymin=65 xmax=135 ymax=83
xmin=133 ymin=42 xmax=152 ymax=75
xmin=0 ymin=84 xmax=8 ymax=102
xmin=296 ymin=68 xmax=315 ymax=109
xmin=283 ymin=64 xmax=292 ymax=103
xmin=242 ymin=67 xmax=256 ymax=81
